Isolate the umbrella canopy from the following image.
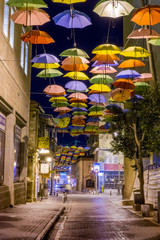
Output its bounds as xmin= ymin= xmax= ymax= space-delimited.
xmin=61 ymin=63 xmax=89 ymax=71
xmin=113 ymin=79 xmax=135 ymax=90
xmin=69 ymin=98 xmax=87 ymax=103
xmin=111 ymin=88 xmax=131 ymax=101
xmin=6 ymin=0 xmax=48 ymax=8
xmin=86 ymin=122 xmax=99 ymax=126
xmin=11 ymin=8 xmax=50 ymax=26
xmin=89 ymin=74 xmax=113 ymax=84
xmin=68 ymin=92 xmax=88 ymax=99
xmin=49 ymin=96 xmax=67 ymax=102
xmin=93 ymin=0 xmax=134 ymax=18
xmin=92 ymin=43 xmax=121 ymax=55
xmin=60 ymin=48 xmax=89 ymax=58
xmin=89 ymin=84 xmax=111 ymax=93
xmin=131 ymin=5 xmax=160 ymax=26
xmin=88 ymin=94 xmax=107 ymax=103
xmin=87 ymin=117 xmax=100 ymax=122
xmin=37 ymin=69 xmax=63 ymax=78
xmin=53 ymin=9 xmax=92 ymax=29
xmin=121 ymin=46 xmax=150 ymax=58
xmin=70 ymin=102 xmax=88 ymax=108
xmin=43 ymin=85 xmax=65 ymax=95
xmin=92 ymin=60 xmax=118 ymax=67
xmin=118 ymin=59 xmax=145 ymax=68
xmin=89 ymin=101 xmax=106 ymax=106
xmin=65 ymin=81 xmax=87 ymax=91
xmin=89 ymin=105 xmax=105 ymax=111
xmin=116 ymin=70 xmax=141 ymax=79
xmin=32 ymin=63 xmax=60 ymax=68
xmin=127 ymin=95 xmax=144 ymax=102
xmin=72 ymin=115 xmax=87 ymax=119
xmin=134 ymin=82 xmax=150 ymax=89
xmin=64 ymin=72 xmax=89 ymax=80
xmin=57 ymin=117 xmax=70 ymax=128
xmin=71 ymin=107 xmax=88 ymax=111
xmin=128 ymin=28 xmax=159 ymax=39
xmin=20 ymin=30 xmax=54 ymax=44
xmin=91 ymin=54 xmax=120 ymax=61
xmin=51 ymin=102 xmax=69 ymax=107
xmin=31 ymin=53 xmax=59 ymax=63
xmin=133 ymin=73 xmax=152 ymax=82
xmin=72 ymin=111 xmax=88 ymax=115
xmin=90 ymin=66 xmax=117 ymax=74
xmin=54 ymin=107 xmax=71 ymax=112
xmin=88 ymin=111 xmax=103 ymax=116
xmin=62 ymin=56 xmax=89 ymax=65
xmin=148 ymin=38 xmax=160 ymax=46
xmin=52 ymin=0 xmax=86 ymax=4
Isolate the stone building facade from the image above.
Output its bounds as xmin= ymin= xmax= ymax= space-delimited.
xmin=0 ymin=1 xmax=31 ymax=209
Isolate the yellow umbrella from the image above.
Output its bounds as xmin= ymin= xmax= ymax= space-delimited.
xmin=57 ymin=117 xmax=70 ymax=128
xmin=49 ymin=97 xmax=68 ymax=102
xmin=88 ymin=111 xmax=103 ymax=116
xmin=70 ymin=102 xmax=88 ymax=108
xmin=111 ymin=89 xmax=131 ymax=101
xmin=52 ymin=0 xmax=86 ymax=4
xmin=89 ymin=84 xmax=111 ymax=92
xmin=92 ymin=43 xmax=122 ymax=55
xmin=63 ymin=71 xmax=89 ymax=80
xmin=32 ymin=63 xmax=60 ymax=68
xmin=121 ymin=46 xmax=150 ymax=58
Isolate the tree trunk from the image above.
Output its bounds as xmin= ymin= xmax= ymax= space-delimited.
xmin=137 ymin=151 xmax=145 ymax=204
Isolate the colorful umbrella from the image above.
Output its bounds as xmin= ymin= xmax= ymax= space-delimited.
xmin=92 ymin=43 xmax=121 ymax=55
xmin=32 ymin=63 xmax=60 ymax=69
xmin=87 ymin=117 xmax=100 ymax=122
xmin=133 ymin=73 xmax=152 ymax=82
xmin=90 ymin=66 xmax=117 ymax=74
xmin=91 ymin=54 xmax=120 ymax=61
xmin=71 ymin=107 xmax=88 ymax=111
xmin=89 ymin=105 xmax=105 ymax=111
xmin=113 ymin=79 xmax=135 ymax=90
xmin=53 ymin=9 xmax=92 ymax=29
xmin=88 ymin=94 xmax=107 ymax=103
xmin=72 ymin=115 xmax=87 ymax=119
xmin=20 ymin=30 xmax=54 ymax=44
xmin=68 ymin=92 xmax=88 ymax=99
xmin=63 ymin=72 xmax=89 ymax=80
xmin=92 ymin=60 xmax=118 ymax=67
xmin=62 ymin=56 xmax=89 ymax=65
xmin=93 ymin=0 xmax=134 ymax=18
xmin=60 ymin=48 xmax=89 ymax=58
xmin=70 ymin=102 xmax=88 ymax=108
xmin=6 ymin=0 xmax=48 ymax=8
xmin=116 ymin=70 xmax=141 ymax=79
xmin=89 ymin=84 xmax=111 ymax=93
xmin=37 ymin=69 xmax=63 ymax=78
xmin=61 ymin=63 xmax=89 ymax=71
xmin=88 ymin=111 xmax=103 ymax=116
xmin=49 ymin=96 xmax=67 ymax=102
xmin=43 ymin=85 xmax=65 ymax=95
xmin=86 ymin=122 xmax=99 ymax=126
xmin=58 ymin=117 xmax=70 ymax=128
xmin=31 ymin=53 xmax=59 ymax=63
xmin=65 ymin=81 xmax=87 ymax=91
xmin=131 ymin=5 xmax=160 ymax=26
xmin=111 ymin=88 xmax=131 ymax=101
xmin=72 ymin=111 xmax=88 ymax=115
xmin=148 ymin=38 xmax=160 ymax=46
xmin=54 ymin=107 xmax=71 ymax=112
xmin=51 ymin=102 xmax=69 ymax=107
xmin=89 ymin=101 xmax=106 ymax=106
xmin=134 ymin=82 xmax=150 ymax=90
xmin=52 ymin=0 xmax=86 ymax=4
xmin=128 ymin=28 xmax=159 ymax=39
xmin=121 ymin=46 xmax=150 ymax=58
xmin=69 ymin=98 xmax=87 ymax=103
xmin=11 ymin=8 xmax=50 ymax=26
xmin=118 ymin=59 xmax=145 ymax=68
xmin=89 ymin=74 xmax=113 ymax=84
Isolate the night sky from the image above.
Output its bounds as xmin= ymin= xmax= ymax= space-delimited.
xmin=31 ymin=0 xmax=123 ymax=146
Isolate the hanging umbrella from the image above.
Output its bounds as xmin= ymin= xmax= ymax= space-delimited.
xmin=72 ymin=111 xmax=88 ymax=115
xmin=113 ymin=79 xmax=135 ymax=90
xmin=72 ymin=119 xmax=86 ymax=125
xmin=62 ymin=56 xmax=89 ymax=65
xmin=65 ymin=81 xmax=87 ymax=91
xmin=88 ymin=94 xmax=107 ymax=103
xmin=93 ymin=0 xmax=134 ymax=18
xmin=90 ymin=66 xmax=117 ymax=74
xmin=60 ymin=48 xmax=89 ymax=58
xmin=133 ymin=73 xmax=152 ymax=82
xmin=89 ymin=105 xmax=105 ymax=111
xmin=11 ymin=8 xmax=50 ymax=26
xmin=121 ymin=46 xmax=150 ymax=58
xmin=61 ymin=63 xmax=89 ymax=71
xmin=118 ymin=59 xmax=145 ymax=68
xmin=43 ymin=85 xmax=65 ymax=95
xmin=64 ymin=72 xmax=89 ymax=80
xmin=86 ymin=122 xmax=99 ymax=126
xmin=131 ymin=5 xmax=160 ymax=26
xmin=148 ymin=38 xmax=160 ymax=46
xmin=6 ymin=0 xmax=48 ymax=8
xmin=70 ymin=102 xmax=88 ymax=108
xmin=89 ymin=84 xmax=111 ymax=92
xmin=68 ymin=92 xmax=88 ymax=99
xmin=32 ymin=63 xmax=60 ymax=69
xmin=116 ymin=70 xmax=141 ymax=79
xmin=92 ymin=60 xmax=118 ymax=67
xmin=54 ymin=107 xmax=71 ymax=112
xmin=31 ymin=53 xmax=59 ymax=63
xmin=37 ymin=69 xmax=63 ymax=78
xmin=53 ymin=9 xmax=92 ymax=29
xmin=72 ymin=115 xmax=87 ymax=119
xmin=91 ymin=54 xmax=120 ymax=61
xmin=71 ymin=107 xmax=88 ymax=111
xmin=69 ymin=98 xmax=87 ymax=103
xmin=87 ymin=117 xmax=100 ymax=122
xmin=57 ymin=113 xmax=71 ymax=118
xmin=51 ymin=102 xmax=69 ymax=107
xmin=134 ymin=82 xmax=150 ymax=90
xmin=127 ymin=95 xmax=144 ymax=102
xmin=111 ymin=88 xmax=131 ymax=101
xmin=52 ymin=0 xmax=86 ymax=4
xmin=89 ymin=101 xmax=106 ymax=106
xmin=20 ymin=30 xmax=54 ymax=44
xmin=128 ymin=28 xmax=159 ymax=39
xmin=49 ymin=96 xmax=67 ymax=102
xmin=92 ymin=43 xmax=121 ymax=55
xmin=58 ymin=117 xmax=70 ymax=128
xmin=88 ymin=111 xmax=103 ymax=116
xmin=90 ymin=74 xmax=113 ymax=84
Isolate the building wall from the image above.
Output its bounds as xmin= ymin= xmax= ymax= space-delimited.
xmin=0 ymin=1 xmax=31 ymax=209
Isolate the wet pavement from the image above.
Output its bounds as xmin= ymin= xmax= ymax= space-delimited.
xmin=47 ymin=193 xmax=160 ymax=240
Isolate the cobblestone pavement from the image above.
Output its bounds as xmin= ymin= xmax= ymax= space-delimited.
xmin=0 ymin=196 xmax=63 ymax=240
xmin=47 ymin=192 xmax=160 ymax=240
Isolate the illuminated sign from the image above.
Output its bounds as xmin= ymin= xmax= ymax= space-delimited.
xmin=94 ymin=163 xmax=100 ymax=173
xmin=38 ymin=137 xmax=49 ymax=149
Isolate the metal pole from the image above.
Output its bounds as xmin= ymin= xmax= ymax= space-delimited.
xmin=95 ymin=172 xmax=97 ymax=194
xmin=118 ymin=160 xmax=120 ymax=195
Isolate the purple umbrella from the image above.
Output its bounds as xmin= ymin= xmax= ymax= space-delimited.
xmin=65 ymin=81 xmax=87 ymax=91
xmin=92 ymin=60 xmax=119 ymax=67
xmin=88 ymin=94 xmax=107 ymax=103
xmin=31 ymin=53 xmax=60 ymax=63
xmin=116 ymin=70 xmax=141 ymax=79
xmin=71 ymin=107 xmax=88 ymax=111
xmin=87 ymin=117 xmax=100 ymax=122
xmin=53 ymin=9 xmax=92 ymax=29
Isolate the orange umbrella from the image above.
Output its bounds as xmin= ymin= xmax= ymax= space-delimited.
xmin=91 ymin=54 xmax=120 ymax=62
xmin=43 ymin=85 xmax=65 ymax=95
xmin=72 ymin=115 xmax=87 ymax=119
xmin=131 ymin=5 xmax=160 ymax=26
xmin=128 ymin=28 xmax=159 ymax=39
xmin=54 ymin=107 xmax=71 ymax=112
xmin=61 ymin=63 xmax=89 ymax=71
xmin=68 ymin=92 xmax=88 ymax=99
xmin=86 ymin=122 xmax=99 ymax=126
xmin=62 ymin=56 xmax=89 ymax=65
xmin=118 ymin=59 xmax=145 ymax=68
xmin=72 ymin=119 xmax=86 ymax=125
xmin=69 ymin=98 xmax=88 ymax=103
xmin=20 ymin=30 xmax=54 ymax=44
xmin=113 ymin=79 xmax=135 ymax=90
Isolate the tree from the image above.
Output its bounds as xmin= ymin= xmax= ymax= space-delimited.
xmin=108 ymin=88 xmax=160 ymax=204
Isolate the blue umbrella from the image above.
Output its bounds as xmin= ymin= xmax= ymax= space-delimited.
xmin=53 ymin=9 xmax=92 ymax=29
xmin=88 ymin=94 xmax=107 ymax=103
xmin=87 ymin=117 xmax=100 ymax=122
xmin=116 ymin=70 xmax=141 ymax=79
xmin=65 ymin=81 xmax=87 ymax=91
xmin=92 ymin=60 xmax=119 ymax=67
xmin=104 ymin=123 xmax=110 ymax=129
xmin=71 ymin=107 xmax=88 ymax=111
xmin=69 ymin=126 xmax=84 ymax=130
xmin=31 ymin=53 xmax=59 ymax=63
xmin=127 ymin=95 xmax=144 ymax=102
xmin=57 ymin=113 xmax=71 ymax=118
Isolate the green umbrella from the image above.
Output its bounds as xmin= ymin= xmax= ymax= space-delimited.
xmin=60 ymin=48 xmax=89 ymax=58
xmin=36 ymin=69 xmax=63 ymax=78
xmin=88 ymin=105 xmax=105 ymax=111
xmin=51 ymin=102 xmax=69 ymax=107
xmin=89 ymin=74 xmax=113 ymax=84
xmin=148 ymin=38 xmax=160 ymax=46
xmin=72 ymin=111 xmax=88 ymax=116
xmin=6 ymin=0 xmax=48 ymax=8
xmin=134 ymin=82 xmax=150 ymax=88
xmin=67 ymin=89 xmax=89 ymax=93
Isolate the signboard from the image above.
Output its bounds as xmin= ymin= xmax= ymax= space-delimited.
xmin=94 ymin=163 xmax=100 ymax=173
xmin=40 ymin=163 xmax=50 ymax=174
xmin=0 ymin=112 xmax=5 ymax=132
xmin=38 ymin=137 xmax=49 ymax=149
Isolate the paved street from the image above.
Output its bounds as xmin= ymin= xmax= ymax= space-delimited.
xmin=48 ymin=192 xmax=160 ymax=240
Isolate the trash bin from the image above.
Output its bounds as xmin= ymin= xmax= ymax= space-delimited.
xmin=134 ymin=192 xmax=143 ymax=204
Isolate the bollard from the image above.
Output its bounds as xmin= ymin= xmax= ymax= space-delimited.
xmin=62 ymin=193 xmax=67 ymax=203
xmin=56 ymin=191 xmax=58 ymax=197
xmin=110 ymin=190 xmax=112 ymax=196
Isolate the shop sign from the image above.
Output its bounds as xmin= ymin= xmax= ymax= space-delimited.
xmin=40 ymin=163 xmax=50 ymax=174
xmin=38 ymin=137 xmax=49 ymax=149
xmin=94 ymin=163 xmax=100 ymax=173
xmin=0 ymin=112 xmax=5 ymax=132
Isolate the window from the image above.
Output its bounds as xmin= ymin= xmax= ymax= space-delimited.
xmin=14 ymin=125 xmax=21 ymax=182
xmin=24 ymin=43 xmax=28 ymax=75
xmin=9 ymin=7 xmax=15 ymax=48
xmin=21 ymin=27 xmax=29 ymax=75
xmin=20 ymin=41 xmax=25 ymax=68
xmin=0 ymin=113 xmax=6 ymax=185
xmin=3 ymin=0 xmax=9 ymax=38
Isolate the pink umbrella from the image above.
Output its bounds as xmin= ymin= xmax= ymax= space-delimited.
xmin=90 ymin=66 xmax=117 ymax=74
xmin=128 ymin=28 xmax=159 ymax=39
xmin=62 ymin=56 xmax=90 ymax=65
xmin=68 ymin=92 xmax=88 ymax=99
xmin=133 ymin=73 xmax=152 ymax=82
xmin=54 ymin=107 xmax=71 ymax=112
xmin=86 ymin=122 xmax=99 ymax=126
xmin=89 ymin=101 xmax=106 ymax=106
xmin=43 ymin=85 xmax=65 ymax=95
xmin=72 ymin=115 xmax=87 ymax=119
